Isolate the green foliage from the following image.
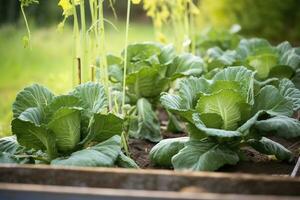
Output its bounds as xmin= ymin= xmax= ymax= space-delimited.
xmin=51 ymin=136 xmax=121 ymax=167
xmin=236 ymin=39 xmax=300 ymax=81
xmin=172 ymin=138 xmax=239 ymax=171
xmin=0 ymin=23 xmax=154 ymax=137
xmin=109 ymin=42 xmax=204 ymax=142
xmin=150 ymin=137 xmax=188 ymax=167
xmin=195 ymin=26 xmax=242 ymax=55
xmin=0 ymin=82 xmax=138 ymax=168
xmin=116 ymin=151 xmax=139 ymax=168
xmin=248 ymin=137 xmax=293 ymax=161
xmin=197 ymin=36 xmax=300 ymax=91
xmin=129 ymin=98 xmax=162 ymax=142
xmin=153 ymin=66 xmax=298 ymax=171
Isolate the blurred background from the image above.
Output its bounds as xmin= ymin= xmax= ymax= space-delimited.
xmin=0 ymin=0 xmax=300 ymax=136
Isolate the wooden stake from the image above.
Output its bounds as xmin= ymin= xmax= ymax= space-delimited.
xmin=91 ymin=66 xmax=95 ymax=82
xmin=291 ymin=157 xmax=300 ymax=177
xmin=77 ymin=57 xmax=81 ymax=85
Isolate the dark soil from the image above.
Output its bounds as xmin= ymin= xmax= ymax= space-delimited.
xmin=129 ymin=135 xmax=300 ymax=176
xmin=128 ymin=138 xmax=155 ymax=168
xmin=129 ymin=130 xmax=187 ymax=168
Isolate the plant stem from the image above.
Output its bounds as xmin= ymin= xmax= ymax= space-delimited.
xmin=89 ymin=0 xmax=97 ymax=81
xmin=190 ymin=12 xmax=196 ymax=54
xmin=98 ymin=0 xmax=111 ymax=110
xmin=72 ymin=0 xmax=79 ymax=86
xmin=121 ymin=131 xmax=130 ymax=156
xmin=122 ymin=0 xmax=131 ymax=114
xmin=184 ymin=1 xmax=190 ymax=41
xmin=20 ymin=5 xmax=32 ymax=49
xmin=80 ymin=0 xmax=88 ymax=82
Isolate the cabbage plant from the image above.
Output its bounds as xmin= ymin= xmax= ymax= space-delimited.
xmin=195 ymin=26 xmax=242 ymax=55
xmin=203 ymin=39 xmax=300 ymax=88
xmin=0 ymin=83 xmax=137 ymax=168
xmin=109 ymin=42 xmax=205 ymax=142
xmin=150 ymin=66 xmax=300 ymax=171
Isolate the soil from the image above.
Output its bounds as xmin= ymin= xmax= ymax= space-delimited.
xmin=130 ymin=135 xmax=300 ymax=176
xmin=129 ymin=131 xmax=187 ymax=169
xmin=129 ymin=110 xmax=300 ymax=176
xmin=129 ymin=139 xmax=155 ymax=168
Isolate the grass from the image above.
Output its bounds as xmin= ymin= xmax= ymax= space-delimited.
xmin=0 ymin=21 xmax=154 ymax=137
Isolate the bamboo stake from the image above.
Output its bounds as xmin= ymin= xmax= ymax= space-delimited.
xmin=77 ymin=58 xmax=81 ymax=85
xmin=291 ymin=157 xmax=300 ymax=177
xmin=122 ymin=0 xmax=131 ymax=114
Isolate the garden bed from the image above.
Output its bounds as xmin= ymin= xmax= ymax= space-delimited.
xmin=129 ymin=117 xmax=300 ymax=175
xmin=0 ymin=164 xmax=299 ymax=200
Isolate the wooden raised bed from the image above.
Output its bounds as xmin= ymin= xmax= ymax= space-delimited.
xmin=0 ymin=164 xmax=299 ymax=200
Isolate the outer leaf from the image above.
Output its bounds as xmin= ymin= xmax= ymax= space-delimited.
xmin=86 ymin=113 xmax=123 ymax=143
xmin=48 ymin=107 xmax=81 ymax=153
xmin=192 ymin=113 xmax=241 ymax=138
xmin=116 ymin=152 xmax=139 ymax=168
xmin=12 ymin=84 xmax=54 ymax=118
xmin=109 ymin=64 xmax=124 ymax=83
xmin=255 ymin=115 xmax=300 ymax=139
xmin=195 ymin=27 xmax=241 ymax=53
xmin=18 ymin=107 xmax=44 ymax=126
xmin=126 ymin=67 xmax=168 ymax=99
xmin=252 ymin=85 xmax=293 ymax=117
xmin=248 ymin=137 xmax=293 ymax=161
xmin=47 ymin=95 xmax=81 ymax=113
xmin=107 ymin=54 xmax=124 ymax=83
xmin=279 ymin=79 xmax=300 ymax=112
xmin=186 ymin=123 xmax=206 ymax=140
xmin=107 ymin=54 xmax=123 ymax=66
xmin=196 ymin=89 xmax=244 ymax=130
xmin=166 ymin=53 xmax=204 ymax=79
xmin=236 ymin=38 xmax=278 ymax=79
xmin=166 ymin=112 xmax=184 ymax=133
xmin=0 ymin=152 xmax=20 ymax=164
xmin=158 ymin=44 xmax=176 ymax=65
xmin=160 ymin=77 xmax=210 ymax=122
xmin=51 ymin=136 xmax=121 ymax=167
xmin=292 ymin=69 xmax=300 ymax=89
xmin=12 ymin=118 xmax=57 ymax=159
xmin=277 ymin=41 xmax=300 ymax=70
xmin=130 ymin=98 xmax=162 ymax=142
xmin=0 ymin=136 xmax=24 ymax=154
xmin=277 ymin=41 xmax=293 ymax=54
xmin=125 ymin=42 xmax=162 ymax=68
xmin=160 ymin=93 xmax=194 ymax=122
xmin=205 ymin=47 xmax=237 ymax=71
xmin=269 ymin=65 xmax=294 ymax=79
xmin=12 ymin=107 xmax=57 ymax=159
xmin=150 ymin=137 xmax=188 ymax=167
xmin=237 ymin=111 xmax=265 ymax=134
xmin=172 ymin=139 xmax=239 ymax=171
xmin=71 ymin=82 xmax=108 ymax=116
xmin=178 ymin=77 xmax=211 ymax=109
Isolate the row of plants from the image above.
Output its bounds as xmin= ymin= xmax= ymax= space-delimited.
xmin=0 ymin=0 xmax=299 ymax=172
xmin=1 ymin=36 xmax=300 ymax=171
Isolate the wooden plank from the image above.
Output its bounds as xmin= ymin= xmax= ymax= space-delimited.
xmin=0 ymin=164 xmax=299 ymax=196
xmin=0 ymin=183 xmax=299 ymax=200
